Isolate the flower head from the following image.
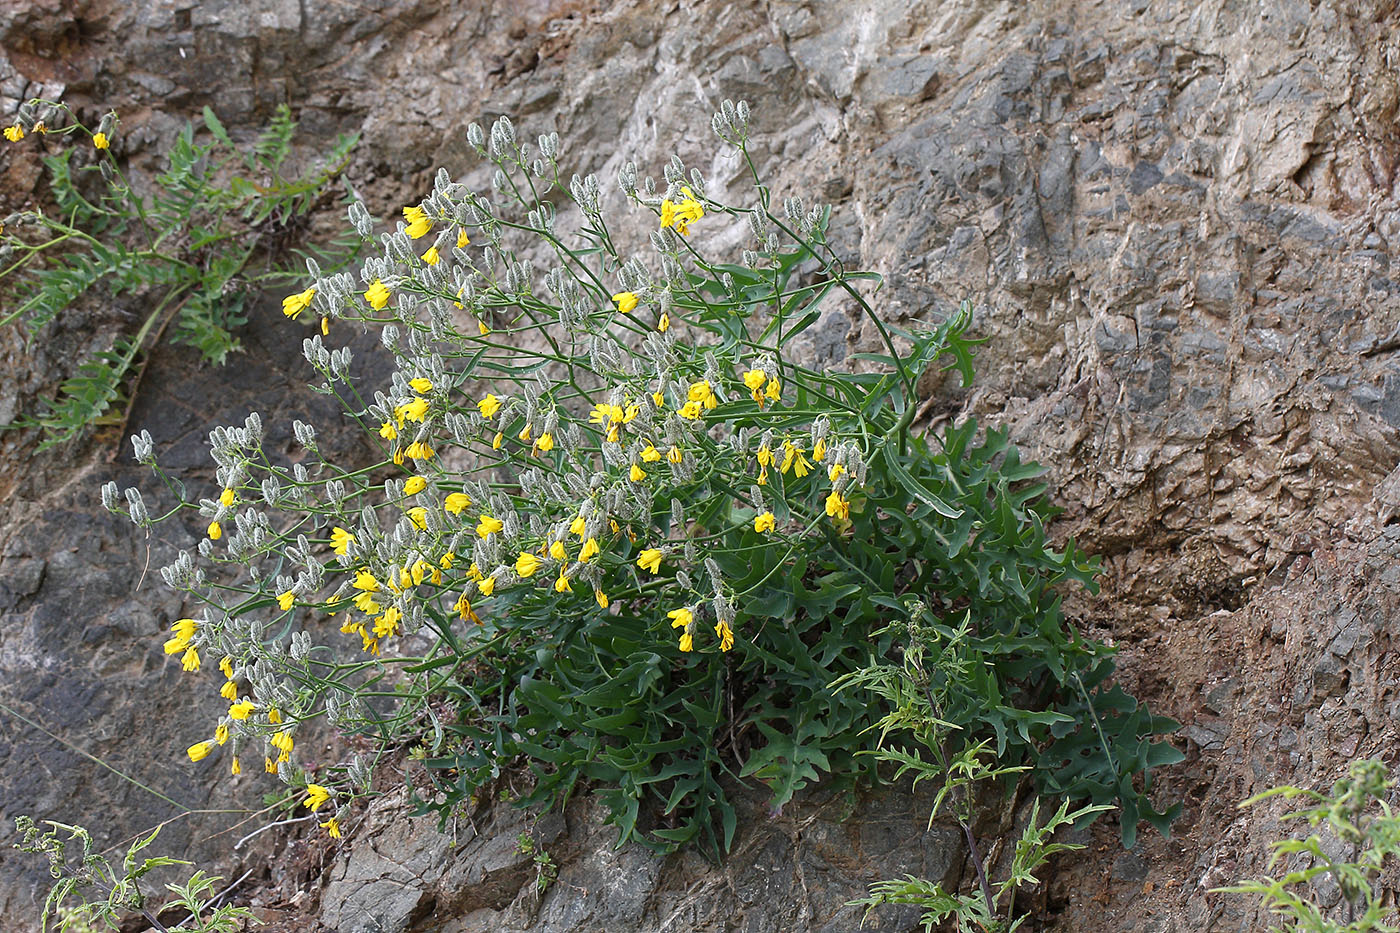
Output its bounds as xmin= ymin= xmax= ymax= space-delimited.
xmin=476 ymin=514 xmax=503 ymax=538
xmin=516 ymin=552 xmax=541 ymax=577
xmin=403 ymin=205 xmax=432 ymax=239
xmin=304 ymin=784 xmax=332 ymax=811
xmin=477 ymin=394 xmax=502 ymax=419
xmin=330 ymin=527 xmax=355 ymax=555
xmin=187 ymin=741 xmax=213 ymax=762
xmin=282 ymin=287 xmax=316 ymax=320
xmin=364 ymin=279 xmax=391 ymax=310
xmin=421 ymin=245 xmax=440 ymax=266
xmin=3 ymin=125 xmax=23 ymax=142
xmin=637 ymin=548 xmax=663 ymax=574
xmin=92 ymin=132 xmax=109 ymax=150
xmin=445 ymin=493 xmax=472 ymax=515
xmin=613 ymin=291 xmax=638 ymax=313
xmin=754 ymin=511 xmax=776 ymax=533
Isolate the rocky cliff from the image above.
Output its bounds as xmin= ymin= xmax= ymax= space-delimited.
xmin=2 ymin=1 xmax=1399 ymax=930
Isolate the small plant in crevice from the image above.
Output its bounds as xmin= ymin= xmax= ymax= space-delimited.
xmin=107 ymin=99 xmax=1180 ymax=864
xmin=1217 ymin=758 xmax=1400 ymax=933
xmin=0 ymin=98 xmax=359 ymax=448
xmin=841 ymin=606 xmax=1116 ymax=932
xmin=515 ymin=832 xmax=559 ymax=895
xmin=13 ymin=817 xmax=256 ymax=933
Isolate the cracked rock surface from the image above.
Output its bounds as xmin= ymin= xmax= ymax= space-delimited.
xmin=3 ymin=0 xmax=1400 ymax=930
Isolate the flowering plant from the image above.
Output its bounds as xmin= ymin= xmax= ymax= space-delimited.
xmin=111 ymin=101 xmax=1176 ymax=855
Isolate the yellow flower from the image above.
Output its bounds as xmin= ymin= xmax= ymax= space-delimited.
xmin=629 ymin=463 xmax=647 ymax=482
xmin=549 ymin=540 xmax=567 ymax=561
xmin=652 ymin=391 xmax=665 ymax=407
xmin=409 ymin=377 xmax=434 ymax=394
xmin=570 ymin=514 xmax=587 ymax=538
xmin=454 ymin=591 xmax=480 ymax=623
xmin=813 ymin=437 xmax=827 ymax=462
xmin=353 ymin=570 xmax=380 ymax=592
xmin=754 ymin=511 xmax=776 ymax=533
xmin=492 ymin=431 xmax=503 ymax=449
xmin=229 ymin=700 xmax=257 ymax=720
xmin=595 ymin=589 xmax=609 ymax=609
xmin=220 ymin=487 xmax=236 ymax=507
xmin=516 ymin=552 xmax=541 ymax=577
xmin=322 ymin=818 xmax=342 ymax=839
xmin=396 ymin=397 xmax=430 ymax=424
xmin=3 ymin=125 xmax=23 ymax=142
xmin=421 ymin=246 xmax=440 ymax=265
xmin=231 ymin=756 xmax=241 ymax=776
xmin=407 ymin=506 xmax=428 ymax=529
xmin=668 ymin=606 xmax=693 ymax=630
xmin=208 ymin=521 xmax=222 ymax=540
xmin=220 ymin=680 xmax=238 ymax=700
xmin=743 ymin=369 xmax=767 ymax=392
xmin=829 ymin=463 xmax=846 ymax=483
xmin=765 ymin=378 xmax=781 ymax=401
xmin=678 ymin=401 xmax=703 ymax=420
xmin=181 ymin=647 xmax=201 ymax=672
xmin=667 ymin=445 xmax=683 ymax=465
xmin=265 ymin=757 xmax=278 ymax=774
xmin=658 ymin=313 xmax=670 ymax=333
xmin=219 ymin=655 xmax=234 ymax=679
xmin=534 ymin=432 xmax=555 ymax=453
xmin=478 ymin=575 xmax=496 ymax=596
xmin=715 ymin=620 xmax=734 ymax=652
xmin=456 ymin=229 xmax=471 ymax=249
xmin=379 ymin=421 xmax=398 ymax=440
xmin=613 ymin=291 xmax=638 ymax=313
xmin=518 ymin=423 xmax=532 ymax=443
xmin=678 ymin=632 xmax=694 ymax=652
xmin=271 ymin=731 xmax=294 ymax=757
xmin=321 ymin=316 xmax=330 ymax=337
xmin=688 ymin=380 xmax=717 ymax=409
xmin=330 ymin=527 xmax=355 ymax=555
xmin=756 ymin=444 xmax=774 ymax=468
xmin=477 ymin=515 xmax=503 ymax=538
xmin=405 ymin=441 xmax=435 ymax=460
xmin=364 ymin=279 xmax=391 ymax=310
xmin=282 ymin=287 xmax=316 ymax=320
xmin=579 ymin=537 xmax=600 ymax=563
xmin=403 ymin=476 xmax=427 ymax=496
xmin=825 ymin=489 xmax=850 ymax=521
xmin=443 ymin=493 xmax=471 ymax=515
xmin=215 ymin=723 xmax=229 ymax=746
xmin=781 ymin=442 xmax=812 ymax=478
xmin=268 ymin=708 xmax=283 ymax=725
xmin=304 ymin=784 xmax=332 ymax=811
xmin=93 ymin=132 xmax=109 ymax=150
xmin=173 ymin=618 xmax=198 ymax=641
xmin=554 ymin=571 xmax=573 ymax=593
xmin=403 ymin=205 xmax=432 ymax=239
xmin=478 ymin=318 xmax=491 ymax=336
xmin=277 ymin=591 xmax=295 ymax=611
xmin=187 ymin=741 xmax=213 ymax=762
xmin=640 ymin=443 xmax=661 ymax=463
xmin=637 ymin=548 xmax=663 ymax=574
xmin=440 ymin=551 xmax=456 ymax=570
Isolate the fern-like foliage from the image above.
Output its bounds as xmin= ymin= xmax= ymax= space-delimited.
xmin=0 ymin=98 xmax=361 ymax=448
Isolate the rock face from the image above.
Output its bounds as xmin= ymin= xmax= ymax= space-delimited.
xmin=2 ymin=0 xmax=1399 ymax=931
